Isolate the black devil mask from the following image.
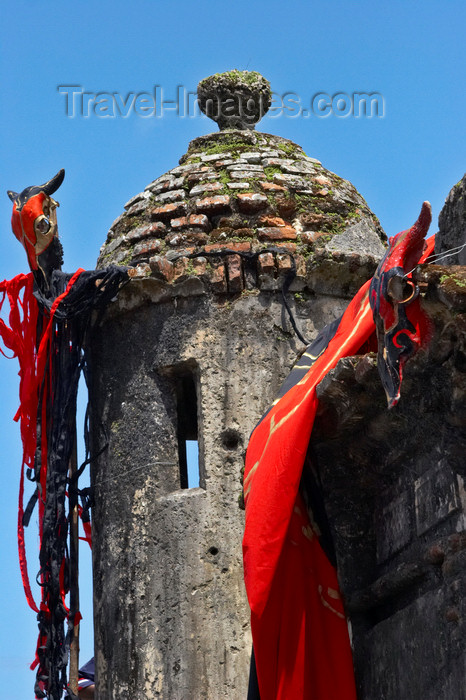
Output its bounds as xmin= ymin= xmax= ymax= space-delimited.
xmin=7 ymin=169 xmax=65 ymax=271
xmin=369 ymin=201 xmax=433 ymax=407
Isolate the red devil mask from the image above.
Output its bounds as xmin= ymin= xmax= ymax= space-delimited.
xmin=7 ymin=169 xmax=65 ymax=271
xmin=370 ymin=201 xmax=433 ymax=407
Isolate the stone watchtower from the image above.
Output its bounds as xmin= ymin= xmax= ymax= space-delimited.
xmin=90 ymin=71 xmax=386 ymax=699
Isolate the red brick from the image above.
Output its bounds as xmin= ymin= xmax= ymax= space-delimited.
xmin=173 ymin=257 xmax=190 ymax=281
xmin=149 ymin=255 xmax=174 ymax=282
xmin=192 ymin=256 xmax=207 ymax=275
xmin=127 ymin=263 xmax=151 ymax=278
xmin=226 ymin=254 xmax=244 ymax=293
xmin=299 ymin=213 xmax=327 ymax=229
xmin=133 ymin=239 xmax=163 ymax=257
xmin=126 ymin=200 xmax=147 ymax=216
xmin=171 ymin=216 xmax=189 ymax=229
xmin=210 ymin=262 xmax=228 ymax=293
xmin=126 ymin=221 xmax=167 ymax=242
xmin=151 ymin=179 xmax=172 ymax=192
xmin=276 ymin=197 xmax=297 ymax=217
xmin=230 ymin=241 xmax=252 ymax=252
xmin=195 ymin=195 xmax=231 ymax=214
xmin=262 ymin=157 xmax=292 ymax=167
xmin=205 ymin=241 xmax=251 ymax=253
xmin=217 ymin=215 xmax=245 ymax=229
xmin=277 ymin=253 xmax=293 ymax=272
xmin=236 ymin=192 xmax=268 ymax=213
xmin=257 ymin=226 xmax=296 ymax=241
xmin=227 ymin=181 xmax=250 ymax=190
xmin=166 ymin=233 xmax=186 ymax=247
xmin=275 ymin=242 xmax=297 ymax=253
xmin=187 ymin=171 xmax=216 ymax=186
xmin=169 ymin=214 xmax=211 ymax=232
xmin=314 ymin=175 xmax=331 ymax=187
xmin=188 ymin=214 xmax=211 ymax=230
xmin=210 ymin=227 xmax=235 ymax=241
xmin=202 ymin=152 xmax=232 ymax=162
xmin=257 ymin=252 xmax=275 ymax=275
xmin=298 ymin=231 xmax=328 ymax=244
xmin=151 ymin=202 xmax=187 ymax=219
xmin=258 ymin=215 xmax=287 ymax=228
xmin=184 ymin=231 xmax=208 ymax=245
xmin=259 ymin=181 xmax=286 ymax=193
xmin=189 ymin=182 xmax=223 ymax=196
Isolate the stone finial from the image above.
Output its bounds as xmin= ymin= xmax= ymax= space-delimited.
xmin=197 ymin=70 xmax=272 ymax=131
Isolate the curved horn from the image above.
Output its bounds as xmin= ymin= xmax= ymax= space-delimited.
xmin=413 ymin=201 xmax=432 ymax=236
xmin=40 ymin=169 xmax=65 ymax=196
xmin=7 ymin=190 xmax=19 ymax=202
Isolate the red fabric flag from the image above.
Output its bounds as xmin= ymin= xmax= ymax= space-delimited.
xmin=243 ymin=223 xmax=435 ymax=700
xmin=243 ymin=281 xmax=374 ymax=700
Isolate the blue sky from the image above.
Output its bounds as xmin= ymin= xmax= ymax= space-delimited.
xmin=1 ymin=1 xmax=465 ymax=696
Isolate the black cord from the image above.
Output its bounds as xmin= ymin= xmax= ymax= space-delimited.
xmin=160 ymin=247 xmax=309 ymax=345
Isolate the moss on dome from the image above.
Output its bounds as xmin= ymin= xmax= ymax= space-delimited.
xmin=197 ymin=70 xmax=272 ymax=131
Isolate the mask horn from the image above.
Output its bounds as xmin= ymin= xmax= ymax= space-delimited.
xmin=7 ymin=190 xmax=19 ymax=202
xmin=414 ymin=200 xmax=432 ymax=235
xmin=40 ymin=169 xmax=65 ymax=196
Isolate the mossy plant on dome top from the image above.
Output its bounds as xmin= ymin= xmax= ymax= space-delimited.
xmin=126 ymin=215 xmax=147 ymax=229
xmin=200 ymin=70 xmax=271 ymax=91
xmin=203 ymin=141 xmax=253 ymax=156
xmin=217 ymin=168 xmax=231 ymax=186
xmin=276 ymin=142 xmax=303 ymax=157
xmin=263 ymin=166 xmax=282 ymax=181
xmin=208 ymin=70 xmax=267 ymax=86
xmin=197 ymin=70 xmax=272 ymax=131
xmin=119 ymin=247 xmax=136 ymax=265
xmin=293 ymin=193 xmax=315 ymax=214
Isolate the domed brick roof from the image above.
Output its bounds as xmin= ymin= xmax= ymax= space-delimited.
xmin=98 ymin=72 xmax=386 ymax=297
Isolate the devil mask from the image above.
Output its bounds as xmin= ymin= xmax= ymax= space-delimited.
xmin=7 ymin=169 xmax=65 ymax=271
xmin=369 ymin=201 xmax=433 ymax=408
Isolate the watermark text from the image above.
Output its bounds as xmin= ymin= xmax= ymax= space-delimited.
xmin=57 ymin=85 xmax=385 ymax=120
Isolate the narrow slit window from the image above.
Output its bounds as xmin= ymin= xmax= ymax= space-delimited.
xmin=176 ymin=371 xmax=199 ymax=489
xmin=186 ymin=440 xmax=200 ymax=489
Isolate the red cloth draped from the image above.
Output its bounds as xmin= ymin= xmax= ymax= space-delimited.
xmin=243 ymin=235 xmax=436 ymax=700
xmin=0 ymin=270 xmax=86 ymax=685
xmin=1 ymin=263 xmax=127 ymax=698
xmin=0 ymin=271 xmax=84 ymax=618
xmin=243 ymin=281 xmax=374 ymax=700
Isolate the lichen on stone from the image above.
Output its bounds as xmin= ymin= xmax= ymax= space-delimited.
xmin=197 ymin=70 xmax=272 ymax=131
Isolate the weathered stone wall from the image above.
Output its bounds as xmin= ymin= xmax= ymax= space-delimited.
xmin=89 ymin=276 xmax=359 ymax=699
xmin=436 ymin=173 xmax=466 ymax=265
xmin=312 ymin=266 xmax=466 ymax=700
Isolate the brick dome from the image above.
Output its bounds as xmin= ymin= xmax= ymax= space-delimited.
xmin=98 ymin=72 xmax=386 ymax=296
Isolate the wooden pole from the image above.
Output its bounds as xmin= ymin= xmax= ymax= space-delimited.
xmin=69 ymin=425 xmax=80 ymax=696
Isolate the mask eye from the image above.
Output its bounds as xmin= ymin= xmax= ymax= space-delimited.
xmin=35 ymin=216 xmax=51 ymax=234
xmin=387 ymin=276 xmax=417 ymax=304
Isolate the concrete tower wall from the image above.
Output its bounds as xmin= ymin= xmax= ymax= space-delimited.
xmin=89 ymin=284 xmax=355 ymax=699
